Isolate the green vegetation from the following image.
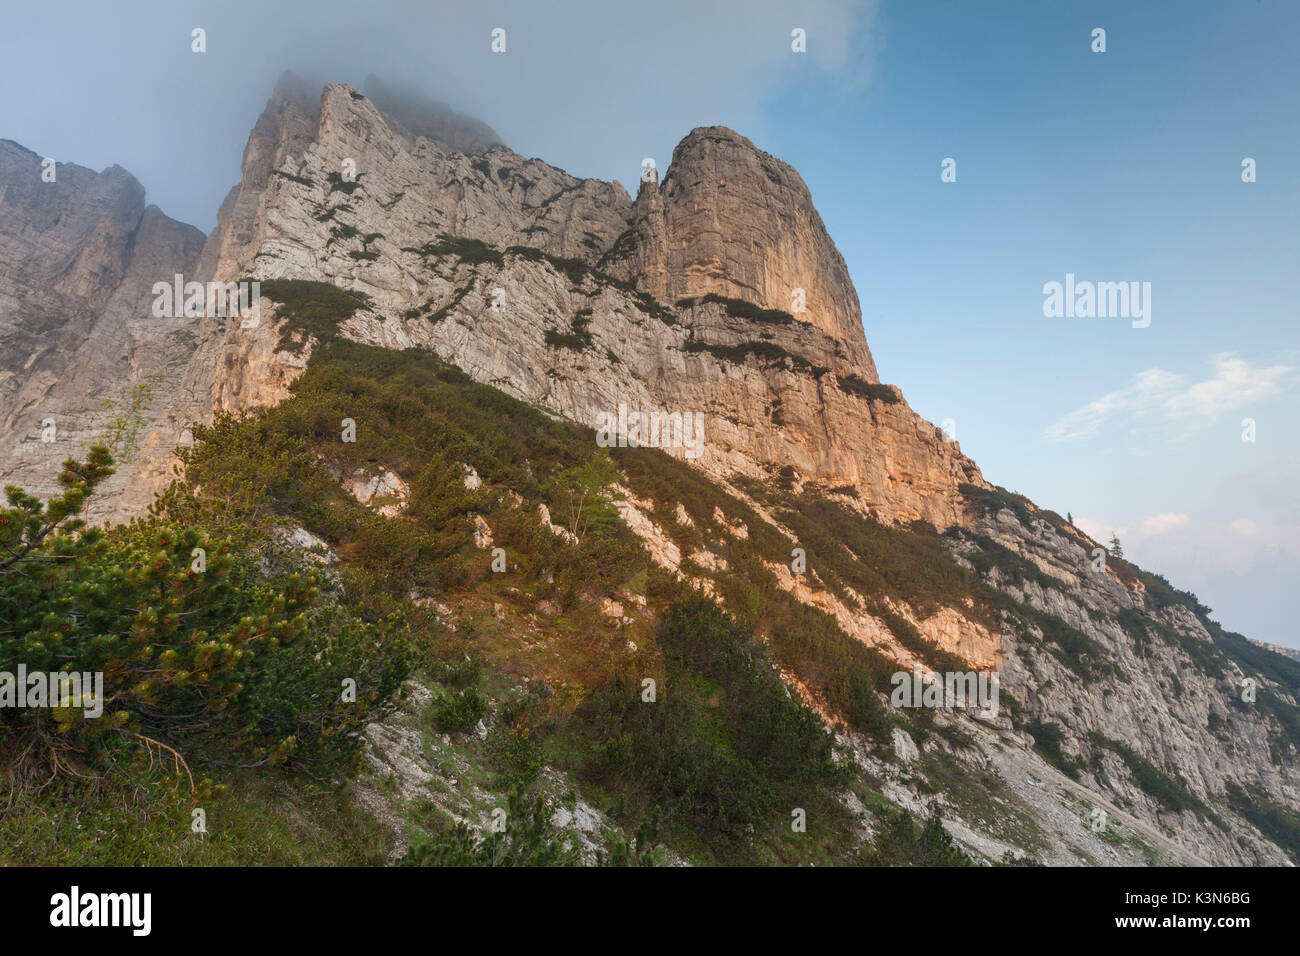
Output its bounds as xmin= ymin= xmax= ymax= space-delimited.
xmin=1225 ymin=783 xmax=1300 ymax=862
xmin=559 ymin=596 xmax=848 ymax=862
xmin=0 ymin=414 xmax=415 ymax=863
xmin=329 ymin=223 xmax=360 ymax=245
xmin=274 ymin=170 xmax=314 ymax=187
xmin=428 ymin=688 xmax=488 ymax=733
xmin=428 ymin=283 xmax=472 ymax=324
xmin=0 ymin=446 xmax=410 ymax=783
xmin=879 ymin=609 xmax=970 ymax=675
xmin=837 ymin=374 xmax=901 ymax=403
xmin=407 ymin=235 xmax=505 ymax=267
xmin=755 ymin=488 xmax=985 ymax=621
xmin=315 ymin=202 xmax=353 ymax=223
xmin=1 ymin=771 xmax=389 ymax=865
xmin=537 ymin=182 xmax=581 ymax=210
xmin=503 ymin=246 xmax=673 ymax=327
xmin=544 ymin=311 xmax=595 ymax=352
xmin=326 ymin=171 xmax=363 ymax=195
xmin=959 ymin=483 xmax=1043 ymax=530
xmin=1009 ymin=601 xmax=1114 ymax=680
xmin=939 ymin=525 xmax=1113 ymax=679
xmin=259 ymin=278 xmax=372 ymax=352
xmin=768 ymin=603 xmax=896 ymax=743
xmin=959 ymin=482 xmax=1292 ymax=727
xmin=401 ymin=791 xmax=581 ymax=866
xmin=506 ymin=244 xmax=604 ymax=286
xmin=632 ymin=290 xmax=675 ymax=324
xmin=598 ymin=227 xmax=638 ymax=267
xmin=677 ymin=292 xmax=797 ymax=325
xmin=683 ymin=338 xmax=825 ymax=375
xmin=1024 ymin=719 xmax=1083 ymax=780
xmin=1089 ymin=733 xmax=1219 ymax=824
xmin=948 ymin=528 xmax=1062 ymax=593
xmin=861 ymin=807 xmax=972 ymax=866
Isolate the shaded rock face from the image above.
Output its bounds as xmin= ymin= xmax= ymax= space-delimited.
xmin=0 ymin=139 xmax=205 ymax=523
xmin=609 ymin=127 xmax=879 ymax=382
xmin=954 ymin=504 xmax=1300 ymax=866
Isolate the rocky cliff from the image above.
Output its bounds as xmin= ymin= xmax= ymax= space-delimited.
xmin=0 ymin=75 xmax=1295 ymax=866
xmin=608 ymin=126 xmax=879 ymax=381
xmin=187 ymin=78 xmax=982 ymax=529
xmin=0 ymin=139 xmax=205 ymax=523
xmin=0 ymin=77 xmax=977 ymax=528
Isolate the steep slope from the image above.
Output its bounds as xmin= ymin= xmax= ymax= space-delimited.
xmin=0 ymin=75 xmax=1296 ymax=866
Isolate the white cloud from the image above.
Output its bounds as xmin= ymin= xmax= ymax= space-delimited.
xmin=1045 ymin=353 xmax=1296 ymax=442
xmin=1070 ymin=509 xmax=1300 ymax=646
xmin=1137 ymin=513 xmax=1190 ymax=536
xmin=1074 ymin=512 xmax=1296 ymax=577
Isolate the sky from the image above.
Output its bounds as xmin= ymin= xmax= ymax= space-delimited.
xmin=2 ymin=0 xmax=1297 ymax=646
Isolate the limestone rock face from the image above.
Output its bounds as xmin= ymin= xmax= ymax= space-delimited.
xmin=0 ymin=78 xmax=965 ymax=524
xmin=954 ymin=503 xmax=1300 ymax=866
xmin=0 ymin=139 xmax=205 ymax=524
xmin=209 ymin=305 xmax=311 ymax=415
xmin=196 ymin=71 xmax=322 ymax=284
xmin=180 ymin=80 xmax=978 ymax=527
xmin=608 ymin=127 xmax=879 ymax=381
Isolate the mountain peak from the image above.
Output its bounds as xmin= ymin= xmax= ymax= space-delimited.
xmin=616 ymin=123 xmax=877 ymax=380
xmin=361 ymin=75 xmax=503 ymax=155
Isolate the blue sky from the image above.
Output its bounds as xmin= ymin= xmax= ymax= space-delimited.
xmin=2 ymin=0 xmax=1296 ymax=645
xmin=772 ymin=1 xmax=1300 ymax=648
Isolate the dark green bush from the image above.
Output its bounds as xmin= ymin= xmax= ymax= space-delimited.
xmin=429 ymin=686 xmax=487 ymax=734
xmin=0 ymin=447 xmax=412 ymax=790
xmin=837 ymin=375 xmax=901 ymax=403
xmin=401 ymin=792 xmax=581 ymax=866
xmin=259 ymin=279 xmax=372 ymax=352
